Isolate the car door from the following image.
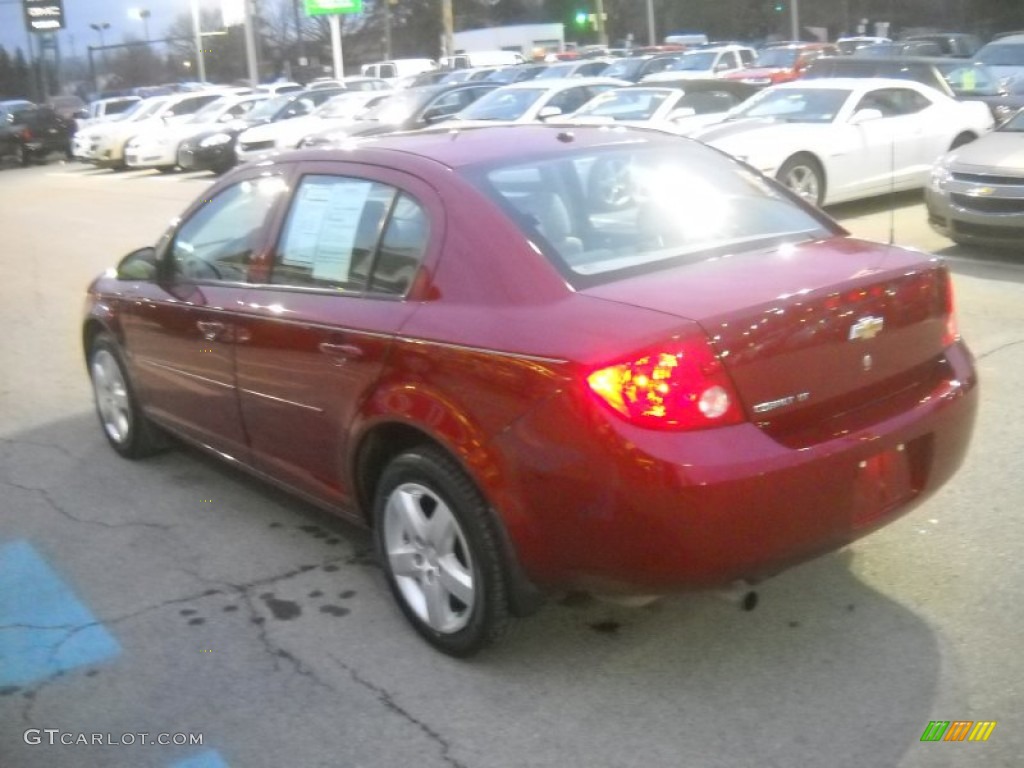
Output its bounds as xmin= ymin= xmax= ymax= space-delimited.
xmin=232 ymin=163 xmax=439 ymax=508
xmin=835 ymin=86 xmax=933 ymax=199
xmin=119 ymin=169 xmax=290 ymax=460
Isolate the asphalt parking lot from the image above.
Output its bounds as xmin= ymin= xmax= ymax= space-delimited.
xmin=1 ymin=160 xmax=1022 ymax=768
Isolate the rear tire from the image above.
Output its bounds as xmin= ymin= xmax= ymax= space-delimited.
xmin=88 ymin=332 xmax=165 ymax=459
xmin=776 ymin=153 xmax=825 ymax=207
xmin=374 ymin=446 xmax=510 ymax=657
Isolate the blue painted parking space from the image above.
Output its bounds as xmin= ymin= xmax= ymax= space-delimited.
xmin=0 ymin=539 xmax=120 ymax=687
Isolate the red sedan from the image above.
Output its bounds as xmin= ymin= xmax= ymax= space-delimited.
xmin=83 ymin=125 xmax=978 ymax=656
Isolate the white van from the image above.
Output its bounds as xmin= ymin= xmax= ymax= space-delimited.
xmin=441 ymin=50 xmax=525 ymax=70
xmin=360 ymin=58 xmax=437 ymax=81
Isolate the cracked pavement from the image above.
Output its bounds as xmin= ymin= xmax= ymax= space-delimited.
xmin=1 ymin=164 xmax=1022 ymax=768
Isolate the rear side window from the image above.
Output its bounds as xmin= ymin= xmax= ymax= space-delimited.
xmin=271 ymin=175 xmax=428 ymax=296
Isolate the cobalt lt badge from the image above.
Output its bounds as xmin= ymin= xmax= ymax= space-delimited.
xmin=848 ymin=315 xmax=884 ymax=342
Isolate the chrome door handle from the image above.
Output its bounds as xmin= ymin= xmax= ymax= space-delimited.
xmin=318 ymin=341 xmax=364 ymax=360
xmin=196 ymin=320 xmax=226 ymax=341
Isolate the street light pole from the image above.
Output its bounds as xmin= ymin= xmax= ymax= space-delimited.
xmin=441 ymin=0 xmax=453 ymax=58
xmin=790 ymin=0 xmax=800 ymax=41
xmin=189 ymin=0 xmax=206 ymax=82
xmin=645 ymin=0 xmax=656 ymax=46
xmin=594 ymin=0 xmax=608 ymax=47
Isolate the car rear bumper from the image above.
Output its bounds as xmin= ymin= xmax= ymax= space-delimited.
xmin=492 ymin=342 xmax=978 ymax=593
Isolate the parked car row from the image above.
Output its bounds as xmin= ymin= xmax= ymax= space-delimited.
xmin=0 ymin=99 xmax=73 ymax=166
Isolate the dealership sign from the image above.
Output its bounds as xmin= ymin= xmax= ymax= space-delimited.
xmin=304 ymin=0 xmax=363 ymax=15
xmin=23 ymin=0 xmax=64 ymax=32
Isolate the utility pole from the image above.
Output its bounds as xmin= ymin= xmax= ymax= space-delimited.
xmin=190 ymin=0 xmax=206 ymax=82
xmin=645 ymin=0 xmax=656 ymax=46
xmin=292 ymin=0 xmax=306 ymax=66
xmin=790 ymin=0 xmax=800 ymax=41
xmin=244 ymin=0 xmax=260 ymax=84
xmin=594 ymin=0 xmax=608 ymax=47
xmin=441 ymin=0 xmax=453 ymax=58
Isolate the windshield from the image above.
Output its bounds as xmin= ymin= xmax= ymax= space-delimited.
xmin=316 ymin=93 xmax=385 ymax=119
xmin=189 ymin=97 xmax=231 ymax=123
xmin=754 ymin=49 xmax=799 ymax=68
xmin=573 ymin=89 xmax=670 ymax=120
xmin=456 ymin=88 xmax=546 ymax=120
xmin=668 ymin=52 xmax=716 ymax=72
xmin=536 ymin=64 xmax=576 ymax=79
xmin=248 ymin=95 xmax=290 ymax=120
xmin=130 ymin=98 xmax=169 ymax=121
xmin=360 ymin=90 xmax=422 ymax=123
xmin=999 ymin=109 xmax=1024 ymax=131
xmin=467 ymin=144 xmax=830 ymax=287
xmin=601 ymin=59 xmax=641 ymax=79
xmin=728 ymin=87 xmax=849 ymax=123
xmin=976 ymin=43 xmax=1024 ymax=66
xmin=936 ymin=63 xmax=1001 ymax=95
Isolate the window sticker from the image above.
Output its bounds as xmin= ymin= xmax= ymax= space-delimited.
xmin=281 ymin=179 xmax=373 ymax=282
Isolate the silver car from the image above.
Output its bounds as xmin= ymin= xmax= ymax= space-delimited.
xmin=927 ymin=108 xmax=1024 ymax=248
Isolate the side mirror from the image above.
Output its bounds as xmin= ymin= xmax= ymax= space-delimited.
xmin=218 ymin=112 xmax=235 ymax=122
xmin=538 ymin=105 xmax=563 ymax=120
xmin=421 ymin=107 xmax=449 ymax=124
xmin=116 ymin=247 xmax=158 ymax=281
xmin=668 ymin=107 xmax=697 ymax=121
xmin=849 ymin=108 xmax=884 ymax=125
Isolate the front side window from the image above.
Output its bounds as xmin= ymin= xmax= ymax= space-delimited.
xmin=469 ymin=145 xmax=832 ymax=287
xmin=271 ymin=175 xmax=429 ymax=296
xmin=170 ymin=176 xmax=286 ymax=282
xmin=729 ymin=87 xmax=850 ymax=123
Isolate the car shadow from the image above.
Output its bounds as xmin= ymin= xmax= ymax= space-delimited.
xmin=1 ymin=411 xmax=945 ymax=768
xmin=825 ymin=188 xmax=925 ymax=219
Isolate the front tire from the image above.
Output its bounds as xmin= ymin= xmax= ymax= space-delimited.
xmin=88 ymin=332 xmax=165 ymax=459
xmin=776 ymin=153 xmax=825 ymax=207
xmin=374 ymin=446 xmax=509 ymax=657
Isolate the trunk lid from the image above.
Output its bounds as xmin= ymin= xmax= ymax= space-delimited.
xmin=582 ymin=237 xmax=954 ymax=443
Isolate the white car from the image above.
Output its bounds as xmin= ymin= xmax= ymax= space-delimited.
xmin=82 ymin=91 xmax=226 ymax=169
xmin=690 ymin=78 xmax=995 ymax=206
xmin=235 ymin=91 xmax=392 ymax=163
xmin=73 ymin=97 xmax=169 ymax=162
xmin=75 ymin=96 xmax=141 ymax=132
xmin=125 ymin=94 xmax=268 ymax=172
xmin=642 ymin=46 xmax=756 ymax=83
xmin=565 ymin=82 xmax=757 ymax=135
xmin=441 ymin=77 xmax=629 ymax=127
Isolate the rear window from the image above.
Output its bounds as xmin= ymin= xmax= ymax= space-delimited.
xmin=466 ymin=144 xmax=833 ymax=288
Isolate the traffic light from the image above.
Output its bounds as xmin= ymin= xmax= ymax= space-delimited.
xmin=575 ymin=10 xmax=588 ymax=27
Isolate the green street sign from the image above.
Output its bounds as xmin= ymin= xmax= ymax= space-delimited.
xmin=304 ymin=0 xmax=363 ymax=14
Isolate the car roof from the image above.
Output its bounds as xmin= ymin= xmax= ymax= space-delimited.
xmin=984 ymin=34 xmax=1024 ymax=44
xmin=289 ymin=124 xmax=681 ymax=171
xmin=772 ymin=77 xmax=930 ymax=91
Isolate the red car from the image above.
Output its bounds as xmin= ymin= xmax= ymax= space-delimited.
xmin=83 ymin=125 xmax=977 ymax=656
xmin=723 ymin=42 xmax=839 ymax=87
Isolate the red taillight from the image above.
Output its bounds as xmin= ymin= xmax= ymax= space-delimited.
xmin=940 ymin=269 xmax=959 ymax=347
xmin=586 ymin=335 xmax=746 ymax=431
xmin=20 ymin=127 xmax=32 ymax=141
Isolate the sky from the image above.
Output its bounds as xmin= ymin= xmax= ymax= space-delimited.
xmin=0 ymin=0 xmax=207 ymax=59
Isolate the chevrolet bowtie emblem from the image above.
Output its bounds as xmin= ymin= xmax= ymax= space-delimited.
xmin=849 ymin=315 xmax=884 ymax=341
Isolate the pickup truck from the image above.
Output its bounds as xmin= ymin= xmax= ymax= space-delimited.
xmin=1 ymin=100 xmax=74 ymax=165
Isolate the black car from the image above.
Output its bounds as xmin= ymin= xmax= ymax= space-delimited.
xmin=803 ymin=55 xmax=1024 ymax=121
xmin=1 ymin=100 xmax=73 ymax=166
xmin=179 ymin=87 xmax=347 ymax=173
xmin=903 ymin=33 xmax=982 ymax=58
xmin=299 ymin=82 xmax=498 ymax=147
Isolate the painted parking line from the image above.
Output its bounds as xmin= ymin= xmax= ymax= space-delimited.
xmin=171 ymin=750 xmax=230 ymax=768
xmin=0 ymin=540 xmax=120 ymax=687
